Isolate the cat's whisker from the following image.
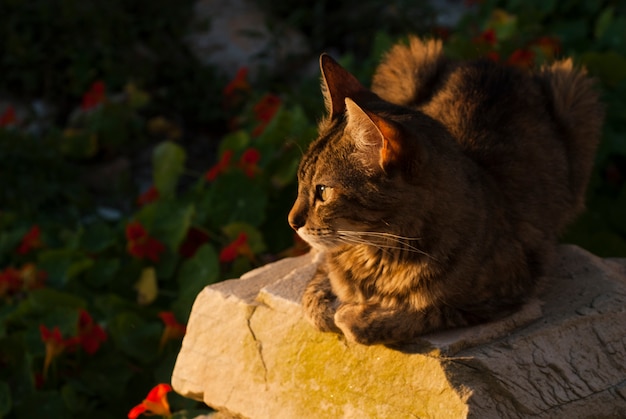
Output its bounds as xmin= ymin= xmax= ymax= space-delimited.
xmin=336 ymin=230 xmax=437 ymax=261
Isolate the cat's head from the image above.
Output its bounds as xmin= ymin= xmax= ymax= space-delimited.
xmin=288 ymin=55 xmax=435 ymax=252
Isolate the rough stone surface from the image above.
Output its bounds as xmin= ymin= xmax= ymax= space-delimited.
xmin=172 ymin=245 xmax=626 ymax=418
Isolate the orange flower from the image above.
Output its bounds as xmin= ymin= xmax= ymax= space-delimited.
xmin=219 ymin=232 xmax=253 ymax=263
xmin=39 ymin=325 xmax=79 ymax=378
xmin=16 ymin=225 xmax=43 ymax=255
xmin=0 ymin=105 xmax=17 ymax=127
xmin=125 ymin=221 xmax=166 ymax=263
xmin=77 ymin=310 xmax=107 ymax=354
xmin=238 ymin=148 xmax=261 ymax=178
xmin=158 ymin=312 xmax=186 ymax=349
xmin=81 ymin=80 xmax=106 ymax=111
xmin=252 ymin=94 xmax=281 ymax=136
xmin=507 ymin=48 xmax=535 ymax=68
xmin=205 ymin=150 xmax=234 ymax=181
xmin=128 ymin=383 xmax=173 ymax=419
xmin=137 ymin=186 xmax=160 ymax=206
xmin=219 ymin=232 xmax=246 ymax=262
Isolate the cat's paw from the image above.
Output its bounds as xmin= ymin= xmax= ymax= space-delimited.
xmin=302 ymin=275 xmax=340 ymax=333
xmin=334 ymin=304 xmax=380 ymax=345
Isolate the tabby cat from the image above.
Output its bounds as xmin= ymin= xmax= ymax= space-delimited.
xmin=288 ymin=37 xmax=603 ymax=345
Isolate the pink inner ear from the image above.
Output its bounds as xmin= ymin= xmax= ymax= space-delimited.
xmin=320 ymin=54 xmax=368 ymax=118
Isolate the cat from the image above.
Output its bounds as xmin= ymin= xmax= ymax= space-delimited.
xmin=288 ymin=36 xmax=603 ymax=346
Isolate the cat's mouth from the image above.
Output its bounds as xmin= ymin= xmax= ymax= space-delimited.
xmin=295 ymin=227 xmax=340 ymax=251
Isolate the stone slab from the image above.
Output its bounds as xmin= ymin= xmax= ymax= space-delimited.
xmin=172 ymin=245 xmax=626 ymax=418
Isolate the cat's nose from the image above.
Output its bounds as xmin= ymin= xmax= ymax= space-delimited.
xmin=288 ymin=207 xmax=306 ymax=231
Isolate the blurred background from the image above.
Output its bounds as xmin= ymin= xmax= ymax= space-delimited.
xmin=1 ymin=0 xmax=625 ymax=417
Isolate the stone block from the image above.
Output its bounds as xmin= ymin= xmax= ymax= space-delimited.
xmin=172 ymin=245 xmax=626 ymax=418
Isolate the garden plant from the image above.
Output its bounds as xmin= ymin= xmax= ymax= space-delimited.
xmin=1 ymin=0 xmax=625 ymax=418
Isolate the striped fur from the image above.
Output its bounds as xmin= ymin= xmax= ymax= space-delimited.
xmin=289 ymin=37 xmax=604 ymax=345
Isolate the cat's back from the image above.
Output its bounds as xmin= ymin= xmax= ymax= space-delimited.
xmin=372 ymin=36 xmax=603 ymax=233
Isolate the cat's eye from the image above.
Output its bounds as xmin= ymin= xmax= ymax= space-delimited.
xmin=315 ymin=185 xmax=331 ymax=202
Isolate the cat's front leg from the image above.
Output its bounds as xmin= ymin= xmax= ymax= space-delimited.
xmin=301 ymin=269 xmax=340 ymax=333
xmin=335 ymin=303 xmax=472 ymax=345
xmin=334 ymin=303 xmax=396 ymax=345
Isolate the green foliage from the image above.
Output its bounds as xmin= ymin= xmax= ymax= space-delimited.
xmin=2 ymin=1 xmax=626 ymax=418
xmin=0 ymin=0 xmax=223 ymax=124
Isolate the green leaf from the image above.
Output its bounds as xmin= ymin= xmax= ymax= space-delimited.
xmin=136 ymin=200 xmax=194 ymax=252
xmin=84 ymin=258 xmax=120 ymax=288
xmin=108 ymin=312 xmax=161 ymax=363
xmin=61 ymin=384 xmax=90 ymax=413
xmin=172 ymin=244 xmax=219 ymax=322
xmin=595 ymin=7 xmax=614 ymax=39
xmin=581 ymin=51 xmax=626 ymax=86
xmin=75 ymin=351 xmax=135 ymax=400
xmin=153 ymin=141 xmax=186 ymax=198
xmin=218 ymin=130 xmax=250 ymax=155
xmin=202 ymin=172 xmax=268 ymax=228
xmin=0 ymin=381 xmax=11 ymax=417
xmin=36 ymin=249 xmax=75 ymax=288
xmin=15 ymin=391 xmax=70 ymax=419
xmin=80 ymin=221 xmax=116 ymax=253
xmin=24 ymin=288 xmax=86 ymax=312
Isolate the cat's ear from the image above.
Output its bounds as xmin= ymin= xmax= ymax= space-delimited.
xmin=320 ymin=54 xmax=368 ymax=119
xmin=345 ymin=98 xmax=404 ymax=173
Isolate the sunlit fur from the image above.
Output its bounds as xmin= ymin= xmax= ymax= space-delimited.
xmin=289 ymin=37 xmax=604 ymax=345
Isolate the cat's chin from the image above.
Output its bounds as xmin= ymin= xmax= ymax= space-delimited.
xmin=295 ymin=230 xmax=338 ymax=252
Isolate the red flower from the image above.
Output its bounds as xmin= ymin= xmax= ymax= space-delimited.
xmin=17 ymin=225 xmax=43 ymax=255
xmin=77 ymin=310 xmax=107 ymax=354
xmin=486 ymin=51 xmax=500 ymax=62
xmin=219 ymin=232 xmax=253 ymax=263
xmin=507 ymin=49 xmax=535 ymax=68
xmin=81 ymin=80 xmax=106 ymax=111
xmin=0 ymin=264 xmax=47 ymax=298
xmin=158 ymin=311 xmax=186 ymax=349
xmin=125 ymin=221 xmax=166 ymax=263
xmin=205 ymin=150 xmax=234 ymax=181
xmin=39 ymin=325 xmax=80 ymax=378
xmin=178 ymin=227 xmax=210 ymax=259
xmin=252 ymin=94 xmax=281 ymax=137
xmin=128 ymin=383 xmax=173 ymax=419
xmin=223 ymin=68 xmax=250 ymax=97
xmin=137 ymin=186 xmax=160 ymax=206
xmin=0 ymin=105 xmax=17 ymax=127
xmin=0 ymin=267 xmax=22 ymax=297
xmin=238 ymin=148 xmax=261 ymax=178
xmin=474 ymin=29 xmax=497 ymax=46
xmin=223 ymin=68 xmax=251 ymax=109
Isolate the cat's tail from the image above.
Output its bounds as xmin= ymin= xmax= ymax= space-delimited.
xmin=539 ymin=59 xmax=604 ymax=212
xmin=371 ymin=36 xmax=447 ymax=107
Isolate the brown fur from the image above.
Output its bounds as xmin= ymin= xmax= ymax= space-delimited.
xmin=288 ymin=37 xmax=604 ymax=345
